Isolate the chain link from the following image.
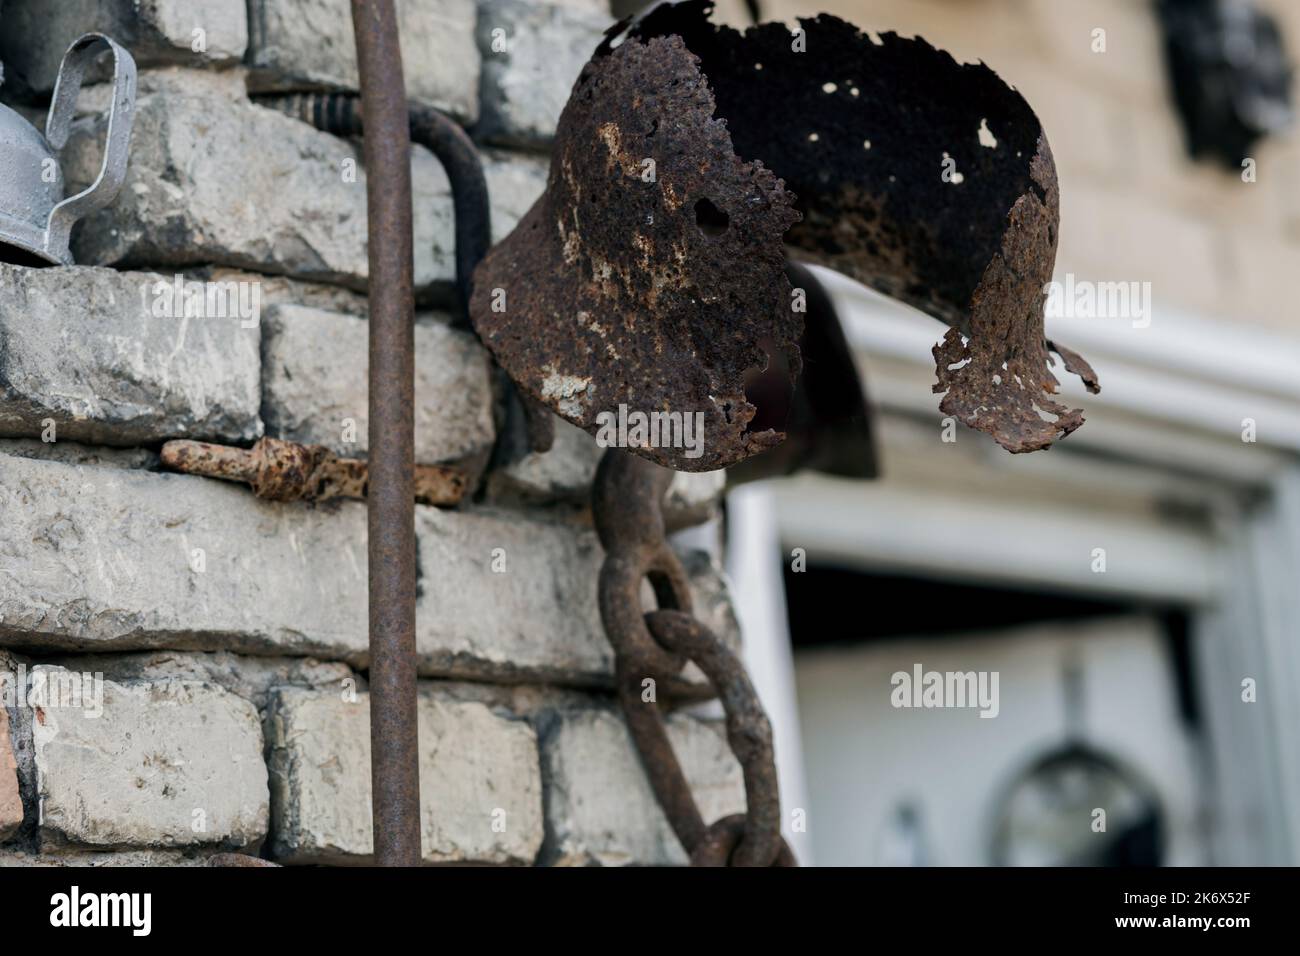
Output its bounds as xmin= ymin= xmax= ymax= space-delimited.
xmin=594 ymin=449 xmax=796 ymax=867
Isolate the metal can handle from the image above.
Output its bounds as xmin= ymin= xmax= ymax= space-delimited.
xmin=42 ymin=33 xmax=137 ymax=261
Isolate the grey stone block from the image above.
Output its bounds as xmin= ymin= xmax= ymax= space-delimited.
xmin=0 ymin=0 xmax=247 ymax=94
xmin=475 ymin=0 xmax=610 ymax=147
xmin=415 ymin=507 xmax=738 ymax=687
xmin=0 ymin=264 xmax=261 ymax=446
xmin=0 ymin=453 xmax=372 ymax=662
xmin=62 ymin=77 xmax=547 ymax=292
xmin=267 ymin=685 xmax=543 ymax=864
xmin=0 ymin=454 xmax=738 ymax=690
xmin=262 ymin=305 xmax=495 ymax=470
xmin=539 ymin=708 xmax=745 ymax=866
xmin=246 ymin=0 xmax=480 ymax=123
xmin=31 ymin=667 xmax=269 ymax=849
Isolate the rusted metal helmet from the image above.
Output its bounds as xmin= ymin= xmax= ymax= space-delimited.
xmin=0 ymin=33 xmax=136 ymax=266
xmin=471 ymin=1 xmax=1098 ymax=473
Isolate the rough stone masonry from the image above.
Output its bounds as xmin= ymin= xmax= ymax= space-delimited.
xmin=0 ymin=0 xmax=746 ymax=865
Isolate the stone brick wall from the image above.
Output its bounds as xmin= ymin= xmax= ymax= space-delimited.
xmin=0 ymin=0 xmax=744 ymax=865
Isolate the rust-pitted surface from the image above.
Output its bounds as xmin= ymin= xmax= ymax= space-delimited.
xmin=160 ymin=438 xmax=466 ymax=506
xmin=933 ymin=139 xmax=1099 ymax=451
xmin=470 ymin=31 xmax=801 ymax=472
xmin=630 ymin=1 xmax=1099 ymax=452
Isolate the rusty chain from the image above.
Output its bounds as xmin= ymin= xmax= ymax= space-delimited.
xmin=594 ymin=448 xmax=796 ymax=867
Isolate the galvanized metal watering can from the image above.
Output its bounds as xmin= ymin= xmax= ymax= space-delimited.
xmin=0 ymin=33 xmax=136 ymax=266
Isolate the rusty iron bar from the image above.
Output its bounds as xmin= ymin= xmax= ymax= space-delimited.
xmin=253 ymin=45 xmax=494 ymax=868
xmin=351 ymin=0 xmax=421 ymax=867
xmin=593 ymin=448 xmax=796 ymax=866
xmin=159 ymin=438 xmax=467 ymax=506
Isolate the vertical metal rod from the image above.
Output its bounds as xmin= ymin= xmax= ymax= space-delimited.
xmin=351 ymin=0 xmax=421 ymax=867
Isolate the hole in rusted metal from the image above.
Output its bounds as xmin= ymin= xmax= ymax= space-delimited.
xmin=694 ymin=197 xmax=730 ymax=236
xmin=978 ymin=117 xmax=998 ymax=148
xmin=742 ymin=338 xmax=795 ymax=435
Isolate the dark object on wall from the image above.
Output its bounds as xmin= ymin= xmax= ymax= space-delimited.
xmin=1157 ymin=0 xmax=1295 ymax=168
xmin=471 ymin=2 xmax=1098 ymax=472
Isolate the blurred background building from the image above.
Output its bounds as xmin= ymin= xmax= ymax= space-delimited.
xmin=692 ymin=0 xmax=1300 ymax=866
